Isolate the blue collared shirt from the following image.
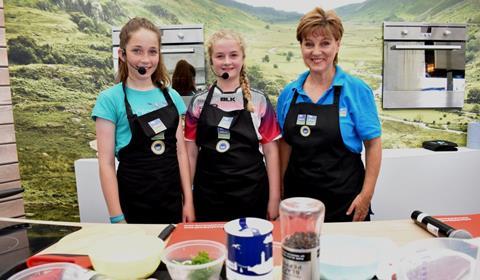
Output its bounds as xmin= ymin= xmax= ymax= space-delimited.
xmin=276 ymin=66 xmax=381 ymax=153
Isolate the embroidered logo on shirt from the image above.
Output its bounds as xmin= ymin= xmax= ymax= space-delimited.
xmin=220 ymin=97 xmax=236 ymax=102
xmin=339 ymin=108 xmax=347 ymax=117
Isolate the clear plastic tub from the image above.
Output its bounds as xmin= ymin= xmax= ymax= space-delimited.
xmin=7 ymin=262 xmax=101 ymax=280
xmin=396 ymin=238 xmax=480 ymax=280
xmin=162 ymin=240 xmax=226 ymax=280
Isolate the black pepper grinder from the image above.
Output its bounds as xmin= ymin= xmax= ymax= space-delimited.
xmin=280 ymin=197 xmax=325 ymax=280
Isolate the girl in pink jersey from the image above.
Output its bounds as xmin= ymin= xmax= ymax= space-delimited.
xmin=184 ymin=30 xmax=281 ymax=222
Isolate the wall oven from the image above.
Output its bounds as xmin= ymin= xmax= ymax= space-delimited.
xmin=112 ymin=24 xmax=206 ymax=89
xmin=383 ymin=22 xmax=467 ymax=109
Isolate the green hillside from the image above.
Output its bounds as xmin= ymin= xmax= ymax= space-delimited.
xmin=215 ymin=0 xmax=302 ymax=23
xmin=336 ymin=0 xmax=480 ymax=23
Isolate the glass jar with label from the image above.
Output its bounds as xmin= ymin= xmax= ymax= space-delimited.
xmin=279 ymin=197 xmax=325 ymax=280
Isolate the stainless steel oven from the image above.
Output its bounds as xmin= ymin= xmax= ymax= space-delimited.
xmin=112 ymin=24 xmax=206 ymax=89
xmin=382 ymin=22 xmax=467 ymax=108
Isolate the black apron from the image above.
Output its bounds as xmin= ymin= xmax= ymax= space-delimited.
xmin=283 ymin=86 xmax=368 ymax=222
xmin=194 ymin=85 xmax=269 ymax=222
xmin=117 ymin=84 xmax=183 ymax=224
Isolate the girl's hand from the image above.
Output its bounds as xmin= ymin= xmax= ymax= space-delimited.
xmin=182 ymin=202 xmax=196 ymax=222
xmin=267 ymin=197 xmax=280 ymax=221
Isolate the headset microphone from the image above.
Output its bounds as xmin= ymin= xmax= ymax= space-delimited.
xmin=122 ymin=49 xmax=147 ymax=75
xmin=137 ymin=66 xmax=147 ymax=75
xmin=220 ymin=72 xmax=229 ymax=80
xmin=210 ymin=65 xmax=229 ymax=80
xmin=127 ymin=61 xmax=147 ymax=75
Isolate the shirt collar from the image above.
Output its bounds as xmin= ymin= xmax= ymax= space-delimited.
xmin=292 ymin=65 xmax=346 ymax=96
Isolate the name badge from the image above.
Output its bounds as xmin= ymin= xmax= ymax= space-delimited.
xmin=218 ymin=127 xmax=231 ymax=140
xmin=218 ymin=116 xmax=234 ymax=129
xmin=151 ymin=140 xmax=165 ymax=155
xmin=300 ymin=125 xmax=311 ymax=137
xmin=148 ymin=118 xmax=167 ymax=134
xmin=339 ymin=108 xmax=348 ymax=117
xmin=306 ymin=115 xmax=317 ymax=126
xmin=151 ymin=132 xmax=165 ymax=141
xmin=216 ymin=140 xmax=230 ymax=153
xmin=296 ymin=114 xmax=306 ymax=125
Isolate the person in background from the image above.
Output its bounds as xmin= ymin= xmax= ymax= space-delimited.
xmin=185 ymin=30 xmax=281 ymax=222
xmin=92 ymin=17 xmax=195 ymax=224
xmin=172 ymin=59 xmax=196 ymax=96
xmin=277 ymin=7 xmax=382 ymax=222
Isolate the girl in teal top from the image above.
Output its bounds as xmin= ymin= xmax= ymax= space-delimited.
xmin=91 ymin=17 xmax=195 ymax=224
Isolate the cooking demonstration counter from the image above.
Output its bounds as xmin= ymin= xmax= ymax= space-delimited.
xmin=0 ymin=217 xmax=432 ymax=279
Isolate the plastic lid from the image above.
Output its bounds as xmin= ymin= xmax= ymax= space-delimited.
xmin=280 ymin=197 xmax=325 ymax=214
xmin=8 ymin=262 xmax=91 ymax=280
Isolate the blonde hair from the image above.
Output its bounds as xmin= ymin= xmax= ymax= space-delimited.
xmin=207 ymin=30 xmax=254 ymax=112
xmin=117 ymin=17 xmax=170 ymax=89
xmin=296 ymin=7 xmax=344 ymax=64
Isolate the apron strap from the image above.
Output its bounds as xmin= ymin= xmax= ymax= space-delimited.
xmin=122 ymin=83 xmax=136 ymax=128
xmin=333 ymin=85 xmax=341 ymax=105
xmin=288 ymin=89 xmax=300 ymax=111
xmin=198 ymin=83 xmax=216 ymax=122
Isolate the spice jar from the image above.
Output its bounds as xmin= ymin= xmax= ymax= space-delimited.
xmin=279 ymin=197 xmax=325 ymax=280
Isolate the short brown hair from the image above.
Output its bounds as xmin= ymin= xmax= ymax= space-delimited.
xmin=172 ymin=59 xmax=196 ymax=96
xmin=116 ymin=17 xmax=170 ymax=89
xmin=296 ymin=7 xmax=344 ymax=64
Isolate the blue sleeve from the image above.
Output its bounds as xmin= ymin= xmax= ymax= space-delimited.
xmin=91 ymin=91 xmax=117 ymax=123
xmin=168 ymin=87 xmax=187 ymax=115
xmin=349 ymin=83 xmax=381 ymax=141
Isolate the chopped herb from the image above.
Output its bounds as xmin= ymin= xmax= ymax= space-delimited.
xmin=190 ymin=251 xmax=212 ymax=265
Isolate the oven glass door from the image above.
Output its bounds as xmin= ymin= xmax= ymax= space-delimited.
xmin=384 ymin=41 xmax=465 ymax=93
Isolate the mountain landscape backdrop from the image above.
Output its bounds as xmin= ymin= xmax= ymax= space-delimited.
xmin=4 ymin=0 xmax=479 ymax=221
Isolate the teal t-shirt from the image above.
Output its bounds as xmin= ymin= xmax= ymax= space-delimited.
xmin=91 ymin=83 xmax=186 ymax=156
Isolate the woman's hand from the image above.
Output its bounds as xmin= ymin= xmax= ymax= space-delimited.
xmin=346 ymin=192 xmax=372 ymax=221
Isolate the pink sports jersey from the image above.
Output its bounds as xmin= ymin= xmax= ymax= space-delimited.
xmin=185 ymin=85 xmax=281 ymax=145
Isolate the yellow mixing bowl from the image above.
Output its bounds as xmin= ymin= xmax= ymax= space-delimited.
xmin=89 ymin=233 xmax=165 ymax=279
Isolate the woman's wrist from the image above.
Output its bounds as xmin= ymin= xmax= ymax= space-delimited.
xmin=110 ymin=213 xmax=125 ymax=223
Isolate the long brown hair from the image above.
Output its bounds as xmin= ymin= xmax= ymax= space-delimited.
xmin=207 ymin=30 xmax=254 ymax=112
xmin=172 ymin=59 xmax=196 ymax=95
xmin=296 ymin=7 xmax=344 ymax=65
xmin=116 ymin=17 xmax=170 ymax=89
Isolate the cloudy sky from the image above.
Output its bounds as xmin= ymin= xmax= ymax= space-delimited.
xmin=233 ymin=0 xmax=366 ymax=13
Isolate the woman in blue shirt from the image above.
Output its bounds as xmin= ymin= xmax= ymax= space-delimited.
xmin=277 ymin=7 xmax=382 ymax=222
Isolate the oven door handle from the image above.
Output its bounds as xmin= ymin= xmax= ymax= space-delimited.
xmin=392 ymin=45 xmax=462 ymax=50
xmin=161 ymin=48 xmax=195 ymax=54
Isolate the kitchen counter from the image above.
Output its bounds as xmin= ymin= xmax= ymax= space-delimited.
xmin=0 ymin=217 xmax=434 ymax=279
xmin=0 ymin=217 xmax=431 ymax=247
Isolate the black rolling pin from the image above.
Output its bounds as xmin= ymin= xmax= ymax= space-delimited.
xmin=411 ymin=210 xmax=472 ymax=239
